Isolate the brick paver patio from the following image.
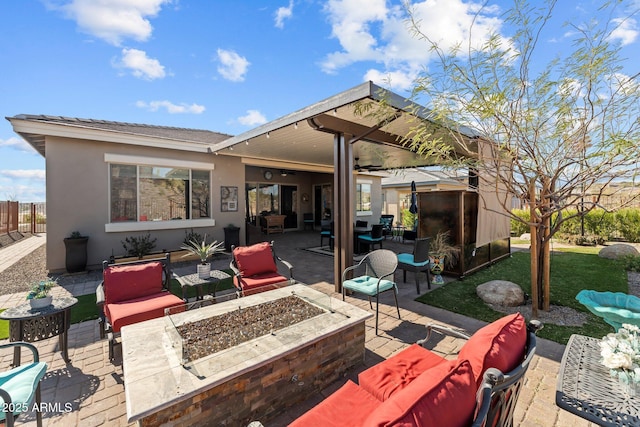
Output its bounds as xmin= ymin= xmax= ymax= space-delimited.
xmin=0 ymin=231 xmax=597 ymax=426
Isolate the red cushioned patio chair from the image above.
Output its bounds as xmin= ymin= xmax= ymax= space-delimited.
xmin=96 ymin=253 xmax=184 ymax=361
xmin=230 ymin=241 xmax=294 ymax=297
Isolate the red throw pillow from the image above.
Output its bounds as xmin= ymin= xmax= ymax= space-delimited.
xmin=233 ymin=242 xmax=277 ymax=277
xmin=459 ymin=313 xmax=527 ymax=386
xmin=363 ymin=359 xmax=476 ymax=427
xmin=104 ymin=261 xmax=163 ymax=304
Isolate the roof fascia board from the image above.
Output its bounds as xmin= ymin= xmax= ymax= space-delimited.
xmin=8 ymin=118 xmax=211 ymax=153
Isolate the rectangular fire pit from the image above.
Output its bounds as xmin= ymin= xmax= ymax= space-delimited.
xmin=121 ymin=284 xmax=373 ymax=426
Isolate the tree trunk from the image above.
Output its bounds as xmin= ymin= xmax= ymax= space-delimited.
xmin=529 ymin=181 xmax=539 ymax=318
xmin=529 ymin=180 xmax=552 ymax=316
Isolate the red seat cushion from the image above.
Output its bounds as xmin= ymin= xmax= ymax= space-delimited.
xmin=459 ymin=313 xmax=527 ymax=386
xmin=358 ymin=344 xmax=446 ymax=401
xmin=233 ymin=242 xmax=277 ymax=277
xmin=363 ymin=359 xmax=476 ymax=427
xmin=290 ymin=380 xmax=380 ymax=427
xmin=104 ymin=262 xmax=164 ymax=304
xmin=106 ymin=291 xmax=184 ymax=332
xmin=233 ymin=273 xmax=288 ymax=296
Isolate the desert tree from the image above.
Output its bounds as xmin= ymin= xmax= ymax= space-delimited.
xmin=402 ymin=0 xmax=640 ymax=315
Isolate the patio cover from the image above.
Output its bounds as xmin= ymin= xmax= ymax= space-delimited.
xmin=208 ymin=81 xmax=483 ymax=290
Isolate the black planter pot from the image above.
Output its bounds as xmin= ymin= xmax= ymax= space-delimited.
xmin=64 ymin=236 xmax=89 ymax=273
xmin=224 ymin=226 xmax=240 ymax=252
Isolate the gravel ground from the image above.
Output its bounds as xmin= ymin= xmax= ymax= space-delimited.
xmin=0 ymin=245 xmax=50 ymax=295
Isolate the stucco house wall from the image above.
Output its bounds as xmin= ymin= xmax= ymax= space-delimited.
xmin=46 ymin=135 xmax=244 ymax=272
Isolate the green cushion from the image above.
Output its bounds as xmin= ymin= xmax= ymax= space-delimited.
xmin=0 ymin=362 xmax=47 ymax=420
xmin=343 ymin=275 xmax=396 ymax=296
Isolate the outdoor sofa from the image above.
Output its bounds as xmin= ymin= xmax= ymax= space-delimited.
xmin=290 ymin=313 xmax=541 ymax=426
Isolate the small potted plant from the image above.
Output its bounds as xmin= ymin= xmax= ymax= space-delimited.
xmin=181 ymin=235 xmax=225 ymax=279
xmin=26 ymin=278 xmax=57 ymax=309
xmin=64 ymin=231 xmax=89 ymax=273
xmin=429 ymin=231 xmax=460 ymax=285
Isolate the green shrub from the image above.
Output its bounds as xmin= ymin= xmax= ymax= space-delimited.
xmin=510 ymin=209 xmax=530 ymax=237
xmin=122 ymin=233 xmax=157 ymax=258
xmin=620 ymin=254 xmax=640 ymax=272
xmin=22 ymin=213 xmax=47 ymax=224
xmin=401 ymin=209 xmax=417 ymax=229
xmin=584 ymin=209 xmax=616 ymax=239
xmin=183 ymin=228 xmax=204 ymax=246
xmin=561 ymin=234 xmax=605 ymax=246
xmin=616 ymin=209 xmax=640 ymax=242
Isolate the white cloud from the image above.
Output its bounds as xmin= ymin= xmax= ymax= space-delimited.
xmin=136 ymin=100 xmax=205 ymax=114
xmin=118 ymin=48 xmax=166 ymax=80
xmin=216 ymin=49 xmax=250 ymax=82
xmin=0 ymin=170 xmax=46 ymax=180
xmin=363 ymin=68 xmax=417 ymax=91
xmin=238 ymin=110 xmax=267 ymax=126
xmin=609 ymin=17 xmax=638 ymax=46
xmin=321 ymin=0 xmax=504 ymax=78
xmin=0 ymin=137 xmax=38 ymax=154
xmin=52 ymin=0 xmax=172 ymax=46
xmin=275 ymin=1 xmax=294 ymax=29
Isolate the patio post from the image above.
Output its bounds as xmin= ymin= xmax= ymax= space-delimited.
xmin=333 ymin=132 xmax=354 ymax=292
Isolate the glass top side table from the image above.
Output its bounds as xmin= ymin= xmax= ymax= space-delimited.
xmin=0 ymin=296 xmax=78 ymax=365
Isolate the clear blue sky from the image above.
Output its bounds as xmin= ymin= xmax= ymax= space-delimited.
xmin=1 ymin=0 xmax=638 ymax=202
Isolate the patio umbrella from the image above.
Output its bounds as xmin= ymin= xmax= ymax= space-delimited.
xmin=409 ymin=181 xmax=418 ymax=214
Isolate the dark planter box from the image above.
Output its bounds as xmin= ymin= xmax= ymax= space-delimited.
xmin=224 ymin=226 xmax=240 ymax=252
xmin=64 ymin=236 xmax=88 ymax=273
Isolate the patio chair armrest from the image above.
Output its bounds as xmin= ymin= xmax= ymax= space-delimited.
xmin=276 ymin=257 xmax=294 ymax=279
xmin=528 ymin=319 xmax=544 ymax=334
xmin=229 ymin=261 xmax=242 ymax=291
xmin=0 ymin=341 xmax=39 ymax=363
xmin=229 ymin=261 xmax=240 ymax=276
xmin=472 ymin=368 xmax=505 ymax=427
xmin=416 ymin=323 xmax=472 ymax=347
xmin=96 ymin=282 xmax=105 ymax=306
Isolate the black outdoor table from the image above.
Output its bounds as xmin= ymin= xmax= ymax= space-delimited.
xmin=0 ymin=296 xmax=78 ymax=365
xmin=556 ymin=334 xmax=640 ymax=426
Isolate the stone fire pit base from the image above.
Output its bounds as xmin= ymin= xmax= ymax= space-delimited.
xmin=121 ymin=284 xmax=373 ymax=427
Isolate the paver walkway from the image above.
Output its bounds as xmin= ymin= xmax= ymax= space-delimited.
xmin=0 ymin=232 xmax=599 ymax=426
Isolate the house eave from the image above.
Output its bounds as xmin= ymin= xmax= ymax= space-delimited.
xmin=6 ymin=116 xmax=220 ymax=157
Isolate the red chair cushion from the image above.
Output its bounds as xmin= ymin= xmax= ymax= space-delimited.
xmin=106 ymin=291 xmax=184 ymax=332
xmin=459 ymin=313 xmax=527 ymax=386
xmin=358 ymin=344 xmax=446 ymax=401
xmin=290 ymin=380 xmax=380 ymax=427
xmin=233 ymin=242 xmax=277 ymax=277
xmin=233 ymin=273 xmax=288 ymax=296
xmin=103 ymin=262 xmax=164 ymax=304
xmin=363 ymin=359 xmax=476 ymax=427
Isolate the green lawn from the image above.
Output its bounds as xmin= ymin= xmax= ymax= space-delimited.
xmin=0 ymin=270 xmax=235 ymax=340
xmin=416 ymin=249 xmax=626 ymax=344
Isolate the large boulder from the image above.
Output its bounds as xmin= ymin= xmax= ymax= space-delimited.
xmin=477 ymin=280 xmax=525 ymax=307
xmin=599 ymin=244 xmax=639 ymax=260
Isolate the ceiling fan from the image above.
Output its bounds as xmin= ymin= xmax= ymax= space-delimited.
xmin=354 ymin=157 xmax=383 ymax=172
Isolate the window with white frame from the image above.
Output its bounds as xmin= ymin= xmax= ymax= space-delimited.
xmin=110 ymin=163 xmax=211 ymax=223
xmin=356 ymin=182 xmax=372 ymax=214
